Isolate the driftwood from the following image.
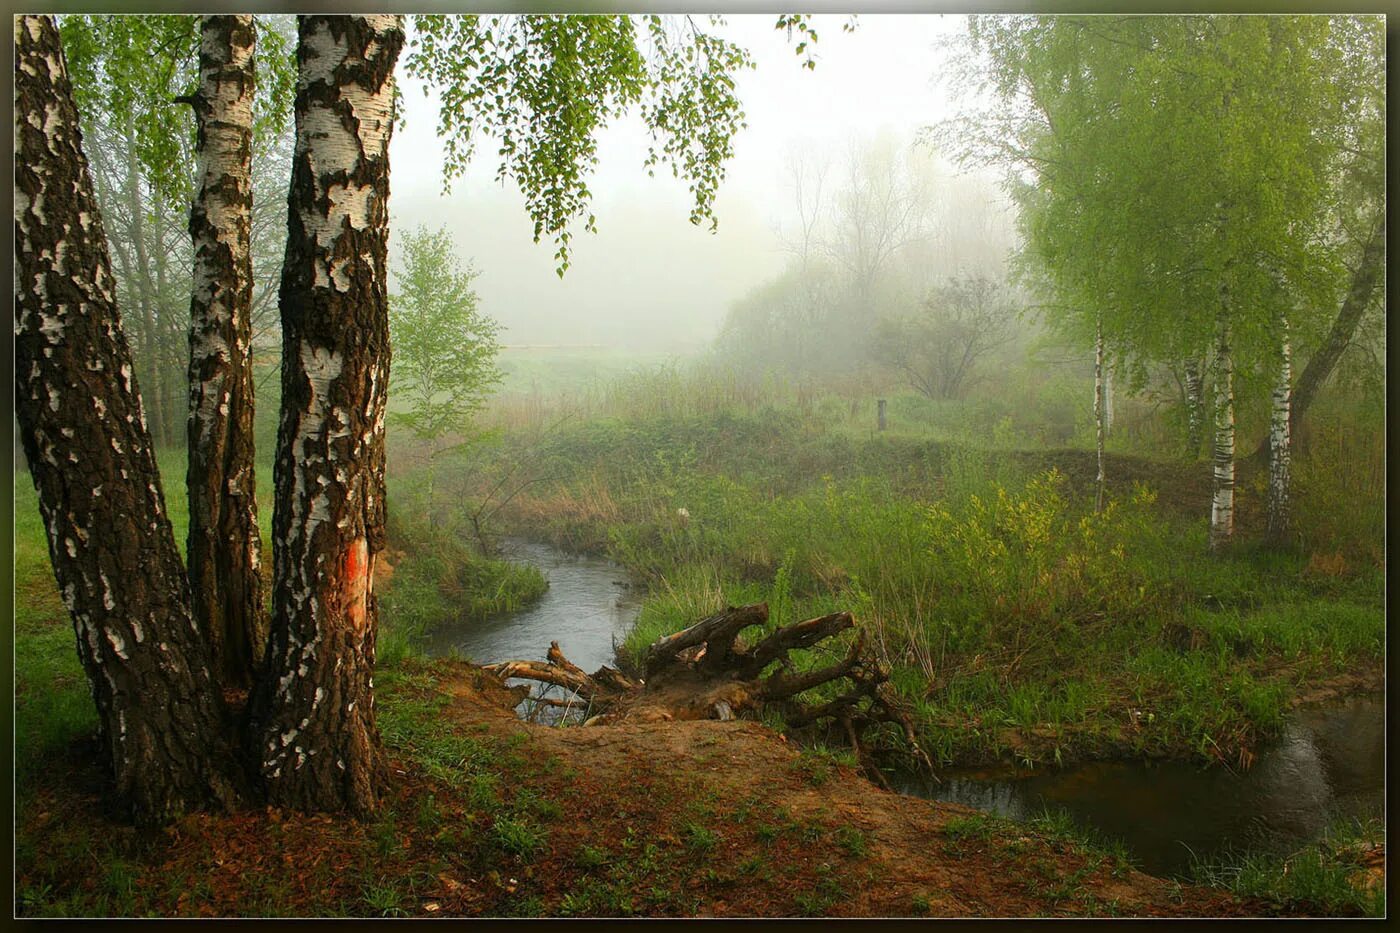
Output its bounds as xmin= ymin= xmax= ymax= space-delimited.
xmin=481 ymin=604 xmax=929 ymax=783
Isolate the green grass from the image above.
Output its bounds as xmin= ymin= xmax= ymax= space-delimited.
xmin=451 ymin=386 xmax=1382 ymax=769
xmin=12 ymin=437 xmax=545 ymax=829
xmin=1190 ymin=818 xmax=1385 ymax=917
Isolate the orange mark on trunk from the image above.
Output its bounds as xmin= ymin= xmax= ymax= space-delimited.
xmin=343 ymin=537 xmax=370 ymax=634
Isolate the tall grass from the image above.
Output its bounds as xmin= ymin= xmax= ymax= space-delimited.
xmin=459 ymin=363 xmax=1383 ymax=767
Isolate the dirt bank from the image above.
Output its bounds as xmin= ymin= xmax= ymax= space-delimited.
xmin=15 ymin=660 xmax=1297 ymax=917
xmin=425 ymin=662 xmax=1262 ymax=917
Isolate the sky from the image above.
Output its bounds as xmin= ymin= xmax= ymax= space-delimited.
xmin=386 ymin=14 xmax=992 ymax=352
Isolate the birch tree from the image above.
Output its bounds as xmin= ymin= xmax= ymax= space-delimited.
xmin=948 ymin=15 xmax=1359 ymax=549
xmin=248 ymin=14 xmax=405 ymax=814
xmin=61 ymin=13 xmax=295 ymax=683
xmin=20 ymin=11 xmax=803 ymax=821
xmin=182 ymin=14 xmax=265 ymax=687
xmin=14 ymin=13 xmax=244 ymax=826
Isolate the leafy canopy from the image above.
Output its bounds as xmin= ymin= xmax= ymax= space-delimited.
xmin=59 ymin=13 xmax=296 ymax=205
xmin=407 ymin=14 xmax=844 ymax=274
xmin=942 ymin=14 xmax=1374 ymax=391
xmin=389 ymin=225 xmax=502 ymax=444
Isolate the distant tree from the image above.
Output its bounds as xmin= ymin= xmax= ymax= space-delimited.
xmin=390 ymin=224 xmax=503 ymax=521
xmin=874 ymin=274 xmax=1017 ymax=400
xmin=719 ymin=134 xmax=1013 ymax=377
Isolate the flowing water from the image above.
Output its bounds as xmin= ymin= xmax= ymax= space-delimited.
xmin=426 ymin=539 xmax=644 ymax=675
xmin=426 ymin=538 xmax=1384 ymax=879
xmin=896 ymin=698 xmax=1384 ymax=877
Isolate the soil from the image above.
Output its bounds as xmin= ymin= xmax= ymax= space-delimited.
xmin=423 ymin=663 xmax=1268 ymax=917
xmin=18 ymin=659 xmax=1293 ymax=918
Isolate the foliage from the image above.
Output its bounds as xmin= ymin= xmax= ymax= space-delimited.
xmin=944 ymin=14 xmax=1382 ymax=432
xmin=57 ymin=14 xmax=298 ymax=445
xmin=59 ymin=14 xmax=296 ymax=204
xmin=405 ymin=14 xmax=755 ymax=273
xmin=389 ymin=225 xmax=503 ymax=444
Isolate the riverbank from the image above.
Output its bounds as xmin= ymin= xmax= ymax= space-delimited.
xmin=12 ymin=484 xmax=1383 ymax=916
xmin=11 ymin=657 xmax=1298 ymax=918
xmin=445 ymin=409 xmax=1383 ymax=773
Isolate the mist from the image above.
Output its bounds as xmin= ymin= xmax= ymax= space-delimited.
xmin=386 ymin=13 xmax=1008 ymax=355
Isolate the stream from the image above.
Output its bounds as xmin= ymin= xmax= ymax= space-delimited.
xmin=425 ymin=538 xmax=1385 ymax=879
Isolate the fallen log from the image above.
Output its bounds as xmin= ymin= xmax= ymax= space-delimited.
xmin=480 ymin=604 xmax=931 ymax=779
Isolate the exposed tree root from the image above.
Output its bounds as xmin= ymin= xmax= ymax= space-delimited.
xmin=481 ymin=603 xmax=931 ymax=780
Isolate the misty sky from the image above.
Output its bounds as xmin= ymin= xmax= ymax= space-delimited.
xmin=387 ymin=14 xmax=997 ymax=352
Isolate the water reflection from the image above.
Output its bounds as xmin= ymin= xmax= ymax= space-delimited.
xmin=897 ymin=698 xmax=1384 ymax=877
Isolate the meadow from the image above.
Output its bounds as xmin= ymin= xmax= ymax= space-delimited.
xmin=438 ymin=351 xmax=1384 ymax=770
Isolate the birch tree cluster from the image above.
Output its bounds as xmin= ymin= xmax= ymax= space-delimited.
xmin=56 ymin=15 xmax=296 ymax=449
xmin=15 ymin=11 xmax=776 ymax=825
xmin=943 ymin=14 xmax=1385 ymax=546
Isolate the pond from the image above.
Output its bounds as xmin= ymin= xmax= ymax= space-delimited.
xmin=427 ymin=538 xmax=1384 ymax=879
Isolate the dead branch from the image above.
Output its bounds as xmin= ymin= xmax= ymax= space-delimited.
xmin=479 ymin=602 xmax=929 ymax=779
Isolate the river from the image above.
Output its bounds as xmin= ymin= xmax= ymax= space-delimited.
xmin=425 ymin=538 xmax=1385 ymax=879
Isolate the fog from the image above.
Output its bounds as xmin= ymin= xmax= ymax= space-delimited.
xmin=387 ymin=14 xmax=1008 ymax=352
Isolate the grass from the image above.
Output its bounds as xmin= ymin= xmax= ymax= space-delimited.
xmin=1189 ymin=818 xmax=1385 ymax=918
xmin=11 ymin=437 xmax=548 ymax=894
xmin=452 ymin=396 xmax=1381 ymax=770
xmin=11 ymin=349 xmax=1384 ymax=918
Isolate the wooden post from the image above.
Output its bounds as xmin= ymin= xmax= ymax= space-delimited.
xmin=877 ymin=398 xmax=887 ymax=432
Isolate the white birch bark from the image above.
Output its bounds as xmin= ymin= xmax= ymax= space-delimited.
xmin=251 ymin=13 xmax=404 ymax=815
xmin=1094 ymin=315 xmax=1106 ymax=512
xmin=1183 ymin=357 xmax=1204 ymax=460
xmin=1209 ymin=317 xmax=1235 ymax=550
xmin=1103 ymin=366 xmax=1114 ymax=437
xmin=185 ymin=14 xmax=264 ymax=686
xmin=1267 ymin=313 xmax=1291 ymax=542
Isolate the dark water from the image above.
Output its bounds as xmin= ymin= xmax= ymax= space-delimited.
xmin=425 ymin=539 xmax=643 ymax=674
xmin=426 ymin=539 xmax=1384 ymax=878
xmin=897 ymin=698 xmax=1385 ymax=878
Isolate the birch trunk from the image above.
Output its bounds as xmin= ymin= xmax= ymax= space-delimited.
xmin=1094 ymin=316 xmax=1106 ymax=512
xmin=1267 ymin=314 xmax=1291 ymax=543
xmin=1245 ymin=220 xmax=1385 ymax=466
xmin=185 ymin=15 xmax=265 ymax=687
xmin=249 ymin=14 xmax=404 ymax=814
xmin=1209 ymin=316 xmax=1235 ymax=550
xmin=1103 ymin=366 xmax=1114 ymax=437
xmin=1183 ymin=357 xmax=1205 ymax=460
xmin=14 ymin=13 xmax=243 ymax=825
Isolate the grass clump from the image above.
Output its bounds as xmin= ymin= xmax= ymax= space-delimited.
xmin=1190 ymin=819 xmax=1385 ymax=918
